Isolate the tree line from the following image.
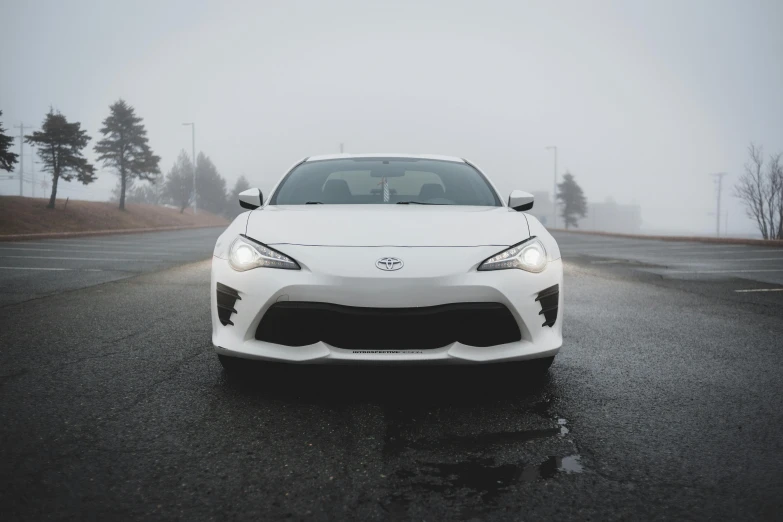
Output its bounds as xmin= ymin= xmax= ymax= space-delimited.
xmin=0 ymin=102 xmax=249 ymax=218
xmin=6 ymin=103 xmax=776 ymax=239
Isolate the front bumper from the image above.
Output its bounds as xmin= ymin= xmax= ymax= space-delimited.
xmin=211 ymin=245 xmax=563 ymax=365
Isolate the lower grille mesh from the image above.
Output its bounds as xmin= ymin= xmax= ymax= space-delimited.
xmin=255 ymin=302 xmax=521 ymax=350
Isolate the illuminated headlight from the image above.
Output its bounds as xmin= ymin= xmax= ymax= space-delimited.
xmin=228 ymin=236 xmax=300 ymax=271
xmin=478 ymin=237 xmax=548 ymax=273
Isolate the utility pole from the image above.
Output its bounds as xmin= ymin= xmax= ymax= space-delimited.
xmin=182 ymin=123 xmax=196 ymax=215
xmin=340 ymin=142 xmax=344 ymax=153
xmin=545 ymin=146 xmax=558 ymax=228
xmin=13 ymin=123 xmax=31 ymax=197
xmin=30 ymin=150 xmax=35 ymax=198
xmin=710 ymin=172 xmax=727 ymax=237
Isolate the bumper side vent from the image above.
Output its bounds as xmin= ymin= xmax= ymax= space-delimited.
xmin=535 ymin=284 xmax=559 ymax=327
xmin=216 ymin=283 xmax=241 ymax=326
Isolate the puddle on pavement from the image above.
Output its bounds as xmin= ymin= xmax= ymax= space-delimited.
xmin=392 ymin=455 xmax=583 ymax=504
xmin=381 ymin=392 xmax=584 ymax=514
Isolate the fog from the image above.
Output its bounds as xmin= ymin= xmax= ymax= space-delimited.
xmin=2 ymin=0 xmax=782 ymax=236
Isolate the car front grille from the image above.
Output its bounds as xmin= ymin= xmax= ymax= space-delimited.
xmin=255 ymin=302 xmax=521 ymax=350
xmin=536 ymin=284 xmax=559 ymax=327
xmin=216 ymin=283 xmax=241 ymax=326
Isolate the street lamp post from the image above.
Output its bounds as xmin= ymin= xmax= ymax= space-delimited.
xmin=182 ymin=123 xmax=196 ymax=215
xmin=710 ymin=172 xmax=727 ymax=238
xmin=545 ymin=146 xmax=558 ymax=228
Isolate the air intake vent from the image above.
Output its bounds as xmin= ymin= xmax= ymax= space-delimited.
xmin=255 ymin=302 xmax=521 ymax=349
xmin=536 ymin=284 xmax=559 ymax=327
xmin=216 ymin=283 xmax=241 ymax=326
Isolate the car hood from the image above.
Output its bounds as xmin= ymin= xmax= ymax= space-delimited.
xmin=246 ymin=205 xmax=530 ymax=247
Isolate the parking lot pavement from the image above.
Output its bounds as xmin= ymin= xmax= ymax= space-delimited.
xmin=0 ymin=227 xmax=225 ymax=306
xmin=1 ymin=234 xmax=782 ymax=520
xmin=553 ymin=231 xmax=783 ymax=286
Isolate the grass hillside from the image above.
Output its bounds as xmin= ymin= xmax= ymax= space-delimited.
xmin=0 ymin=196 xmax=229 ymax=236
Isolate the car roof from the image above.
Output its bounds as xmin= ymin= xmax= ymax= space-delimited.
xmin=305 ymin=153 xmax=466 ymax=163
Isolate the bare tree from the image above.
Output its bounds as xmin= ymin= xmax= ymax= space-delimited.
xmin=770 ymin=154 xmax=783 ymax=239
xmin=734 ymin=144 xmax=783 ymax=240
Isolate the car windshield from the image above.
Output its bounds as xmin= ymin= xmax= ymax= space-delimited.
xmin=270 ymin=158 xmax=501 ymax=206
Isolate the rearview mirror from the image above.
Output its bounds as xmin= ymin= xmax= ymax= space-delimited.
xmin=239 ymin=188 xmax=263 ymax=210
xmin=508 ymin=190 xmax=534 ymax=211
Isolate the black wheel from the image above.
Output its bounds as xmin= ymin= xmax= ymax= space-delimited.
xmin=497 ymin=356 xmax=555 ymax=380
xmin=528 ymin=356 xmax=555 ymax=374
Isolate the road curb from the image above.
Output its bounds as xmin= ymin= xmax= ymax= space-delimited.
xmin=549 ymin=228 xmax=783 ymax=247
xmin=0 ymin=224 xmax=227 ymax=242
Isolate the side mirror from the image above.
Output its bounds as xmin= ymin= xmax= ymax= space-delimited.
xmin=508 ymin=190 xmax=534 ymax=211
xmin=239 ymin=188 xmax=263 ymax=210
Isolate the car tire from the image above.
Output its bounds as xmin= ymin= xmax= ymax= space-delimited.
xmin=501 ymin=356 xmax=555 ymax=379
xmin=530 ymin=355 xmax=555 ymax=373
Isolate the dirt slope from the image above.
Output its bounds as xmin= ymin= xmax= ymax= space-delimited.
xmin=0 ymin=197 xmax=228 ymax=236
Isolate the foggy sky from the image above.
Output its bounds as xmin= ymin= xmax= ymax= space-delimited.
xmin=2 ymin=0 xmax=782 ymax=235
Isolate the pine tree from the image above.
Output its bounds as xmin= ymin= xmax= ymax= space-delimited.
xmin=94 ymin=100 xmax=161 ymax=210
xmin=556 ymin=172 xmax=588 ymax=229
xmin=195 ymin=153 xmax=228 ymax=215
xmin=25 ymin=109 xmax=96 ymax=209
xmin=231 ymin=175 xmax=251 ymax=201
xmin=0 ymin=110 xmax=19 ymax=172
xmin=162 ymin=151 xmax=195 ymax=213
xmin=227 ymin=175 xmax=252 ymax=218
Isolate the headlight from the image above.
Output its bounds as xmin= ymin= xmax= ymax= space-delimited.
xmin=228 ymin=236 xmax=300 ymax=271
xmin=478 ymin=237 xmax=547 ymax=273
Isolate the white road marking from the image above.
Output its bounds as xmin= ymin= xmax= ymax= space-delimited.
xmin=706 ymin=257 xmax=783 ymax=262
xmin=658 ymin=244 xmax=745 ymax=250
xmin=1 ymin=241 xmax=199 ymax=251
xmin=563 ymin=249 xmax=783 ymax=259
xmin=0 ymin=255 xmax=163 ymax=262
xmin=0 ymin=266 xmax=105 ymax=271
xmin=561 ymin=244 xmax=749 ymax=254
xmin=663 ymin=269 xmax=783 ymax=274
xmin=0 ymin=246 xmax=178 ymax=256
xmin=559 ymin=242 xmax=657 ymax=250
xmin=683 ymin=249 xmax=783 ymax=255
xmin=734 ymin=288 xmax=783 ymax=293
xmin=560 ymin=246 xmax=783 ymax=255
xmin=39 ymin=237 xmax=209 ymax=246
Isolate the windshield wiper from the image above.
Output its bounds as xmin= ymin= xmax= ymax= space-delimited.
xmin=396 ymin=201 xmax=441 ymax=205
xmin=305 ymin=201 xmax=323 ymax=204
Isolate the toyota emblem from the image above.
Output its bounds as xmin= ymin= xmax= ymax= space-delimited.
xmin=376 ymin=257 xmax=404 ymax=271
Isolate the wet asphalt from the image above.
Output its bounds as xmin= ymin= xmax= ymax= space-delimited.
xmin=0 ymin=228 xmax=225 ymax=307
xmin=1 ymin=230 xmax=783 ymax=520
xmin=555 ymin=231 xmax=783 ymax=285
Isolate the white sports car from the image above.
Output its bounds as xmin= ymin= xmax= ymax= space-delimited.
xmin=211 ymin=154 xmax=563 ymax=373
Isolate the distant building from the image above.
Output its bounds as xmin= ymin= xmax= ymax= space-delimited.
xmin=579 ymin=198 xmax=642 ymax=234
xmin=527 ymin=192 xmax=642 ymax=233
